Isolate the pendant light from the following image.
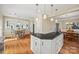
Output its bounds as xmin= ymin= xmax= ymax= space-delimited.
xmin=50 ymin=18 xmax=54 ymax=22
xmin=43 ymin=4 xmax=47 ymax=19
xmin=43 ymin=14 xmax=47 ymax=19
xmin=55 ymin=9 xmax=58 ymax=23
xmin=50 ymin=4 xmax=54 ymax=21
xmin=55 ymin=20 xmax=58 ymax=23
xmin=36 ymin=17 xmax=39 ymax=21
xmin=35 ymin=4 xmax=39 ymax=21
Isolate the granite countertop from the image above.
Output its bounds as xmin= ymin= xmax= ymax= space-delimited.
xmin=31 ymin=32 xmax=62 ymax=39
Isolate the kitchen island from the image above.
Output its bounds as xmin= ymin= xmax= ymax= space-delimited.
xmin=31 ymin=32 xmax=63 ymax=54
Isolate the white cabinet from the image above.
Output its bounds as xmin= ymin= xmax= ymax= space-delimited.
xmin=40 ymin=40 xmax=52 ymax=54
xmin=56 ymin=34 xmax=63 ymax=53
xmin=51 ymin=38 xmax=57 ymax=54
xmin=31 ymin=36 xmax=40 ymax=54
xmin=51 ymin=34 xmax=63 ymax=54
xmin=31 ymin=33 xmax=63 ymax=54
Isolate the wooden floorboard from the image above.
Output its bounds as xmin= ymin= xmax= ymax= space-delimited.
xmin=60 ymin=39 xmax=79 ymax=54
xmin=4 ymin=35 xmax=32 ymax=54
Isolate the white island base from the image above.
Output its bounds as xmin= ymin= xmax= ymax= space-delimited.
xmin=31 ymin=33 xmax=63 ymax=54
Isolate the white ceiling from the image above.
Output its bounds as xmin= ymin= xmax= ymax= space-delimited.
xmin=0 ymin=4 xmax=79 ymax=20
xmin=55 ymin=9 xmax=79 ymax=20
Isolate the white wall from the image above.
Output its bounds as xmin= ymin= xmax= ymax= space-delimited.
xmin=34 ymin=14 xmax=57 ymax=34
xmin=29 ymin=21 xmax=33 ymax=33
xmin=42 ymin=18 xmax=56 ymax=33
xmin=34 ymin=14 xmax=43 ymax=33
xmin=4 ymin=17 xmax=31 ymax=37
xmin=0 ymin=16 xmax=3 ymax=42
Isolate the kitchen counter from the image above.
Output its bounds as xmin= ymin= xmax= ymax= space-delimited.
xmin=32 ymin=32 xmax=62 ymax=39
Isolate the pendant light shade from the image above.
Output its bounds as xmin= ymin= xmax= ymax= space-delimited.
xmin=55 ymin=20 xmax=58 ymax=23
xmin=50 ymin=4 xmax=54 ymax=21
xmin=43 ymin=5 xmax=47 ymax=19
xmin=50 ymin=18 xmax=54 ymax=21
xmin=55 ymin=9 xmax=58 ymax=23
xmin=35 ymin=4 xmax=39 ymax=21
xmin=35 ymin=17 xmax=39 ymax=21
xmin=43 ymin=14 xmax=47 ymax=19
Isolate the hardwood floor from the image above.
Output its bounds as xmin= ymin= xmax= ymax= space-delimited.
xmin=4 ymin=35 xmax=32 ymax=54
xmin=4 ymin=34 xmax=79 ymax=54
xmin=60 ymin=39 xmax=79 ymax=54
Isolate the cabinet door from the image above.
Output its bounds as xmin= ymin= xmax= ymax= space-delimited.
xmin=31 ymin=35 xmax=40 ymax=54
xmin=51 ymin=34 xmax=63 ymax=54
xmin=56 ymin=34 xmax=63 ymax=53
xmin=34 ymin=37 xmax=40 ymax=54
xmin=40 ymin=40 xmax=52 ymax=54
xmin=51 ymin=38 xmax=57 ymax=54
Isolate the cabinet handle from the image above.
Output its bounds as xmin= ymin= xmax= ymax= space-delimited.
xmin=42 ymin=42 xmax=43 ymax=46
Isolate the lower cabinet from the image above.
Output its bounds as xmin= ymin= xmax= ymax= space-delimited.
xmin=51 ymin=38 xmax=57 ymax=54
xmin=55 ymin=34 xmax=63 ymax=53
xmin=40 ymin=40 xmax=52 ymax=54
xmin=31 ymin=36 xmax=40 ymax=54
xmin=31 ymin=33 xmax=63 ymax=54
